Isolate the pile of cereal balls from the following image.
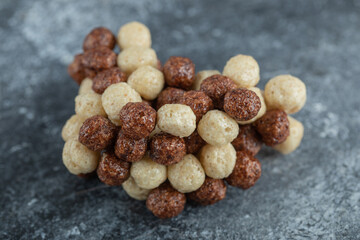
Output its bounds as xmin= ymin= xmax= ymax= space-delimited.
xmin=62 ymin=22 xmax=306 ymax=219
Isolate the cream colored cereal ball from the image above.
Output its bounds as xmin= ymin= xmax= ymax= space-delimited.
xmin=78 ymin=78 xmax=94 ymax=95
xmin=157 ymin=104 xmax=196 ymax=137
xmin=127 ymin=66 xmax=164 ymax=100
xmin=199 ymin=143 xmax=236 ymax=179
xmin=197 ymin=110 xmax=239 ymax=146
xmin=130 ymin=154 xmax=167 ymax=190
xmin=117 ymin=21 xmax=152 ymax=49
xmin=61 ymin=114 xmax=87 ymax=141
xmin=101 ymin=82 xmax=142 ymax=125
xmin=117 ymin=47 xmax=157 ymax=75
xmin=168 ymin=154 xmax=205 ymax=193
xmin=238 ymin=87 xmax=267 ymax=125
xmin=122 ymin=176 xmax=151 ymax=200
xmin=62 ymin=138 xmax=100 ymax=175
xmin=264 ymin=74 xmax=306 ymax=114
xmin=192 ymin=70 xmax=220 ymax=90
xmin=223 ymin=54 xmax=260 ymax=87
xmin=273 ymin=116 xmax=304 ymax=154
xmin=75 ymin=92 xmax=106 ymax=118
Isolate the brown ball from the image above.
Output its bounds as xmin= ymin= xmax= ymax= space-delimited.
xmin=225 ymin=151 xmax=261 ymax=189
xmin=179 ymin=90 xmax=214 ymax=123
xmin=84 ymin=67 xmax=98 ymax=79
xmin=163 ymin=56 xmax=195 ymax=90
xmin=150 ymin=133 xmax=186 ymax=165
xmin=156 ymin=87 xmax=185 ymax=110
xmin=187 ymin=177 xmax=227 ymax=205
xmin=68 ymin=53 xmax=85 ymax=84
xmin=83 ymin=27 xmax=116 ymax=51
xmin=82 ymin=46 xmax=117 ymax=70
xmin=146 ymin=182 xmax=186 ymax=219
xmin=184 ymin=130 xmax=206 ymax=154
xmin=92 ymin=67 xmax=127 ymax=94
xmin=114 ymin=131 xmax=147 ymax=163
xmin=253 ymin=110 xmax=290 ymax=146
xmin=97 ymin=151 xmax=130 ymax=186
xmin=78 ymin=115 xmax=117 ymax=151
xmin=232 ymin=125 xmax=262 ymax=156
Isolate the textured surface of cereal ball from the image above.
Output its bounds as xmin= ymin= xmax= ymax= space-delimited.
xmin=114 ymin=131 xmax=147 ymax=162
xmin=156 ymin=87 xmax=185 ymax=110
xmin=150 ymin=133 xmax=186 ymax=165
xmin=238 ymin=87 xmax=267 ymax=124
xmin=232 ymin=125 xmax=262 ymax=156
xmin=157 ymin=104 xmax=196 ymax=137
xmin=187 ymin=177 xmax=227 ymax=205
xmin=146 ymin=182 xmax=186 ymax=219
xmin=83 ymin=27 xmax=116 ymax=51
xmin=97 ymin=151 xmax=130 ymax=186
xmin=84 ymin=67 xmax=98 ymax=79
xmin=127 ymin=66 xmax=165 ymax=100
xmin=223 ymin=54 xmax=260 ymax=87
xmin=192 ymin=70 xmax=220 ymax=90
xmin=184 ymin=130 xmax=206 ymax=154
xmin=119 ymin=102 xmax=157 ymax=139
xmin=62 ymin=138 xmax=100 ymax=175
xmin=122 ymin=176 xmax=150 ymax=201
xmin=68 ymin=53 xmax=85 ymax=84
xmin=163 ymin=56 xmax=195 ymax=90
xmin=264 ymin=74 xmax=306 ymax=114
xmin=254 ymin=110 xmax=290 ymax=146
xmin=92 ymin=67 xmax=127 ymax=94
xmin=273 ymin=116 xmax=304 ymax=154
xmin=168 ymin=154 xmax=205 ymax=193
xmin=117 ymin=21 xmax=151 ymax=49
xmin=225 ymin=151 xmax=261 ymax=189
xmin=199 ymin=143 xmax=236 ymax=179
xmin=101 ymin=82 xmax=142 ymax=125
xmin=75 ymin=92 xmax=106 ymax=118
xmin=130 ymin=154 xmax=167 ymax=189
xmin=197 ymin=110 xmax=239 ymax=146
xmin=61 ymin=114 xmax=86 ymax=142
xmin=78 ymin=78 xmax=94 ymax=95
xmin=82 ymin=46 xmax=117 ymax=70
xmin=117 ymin=47 xmax=157 ymax=74
xmin=179 ymin=90 xmax=214 ymax=123
xmin=200 ymin=74 xmax=237 ymax=109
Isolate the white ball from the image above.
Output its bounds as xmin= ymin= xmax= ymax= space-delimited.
xmin=61 ymin=114 xmax=86 ymax=142
xmin=75 ymin=92 xmax=106 ymax=118
xmin=122 ymin=176 xmax=151 ymax=201
xmin=192 ymin=70 xmax=220 ymax=90
xmin=117 ymin=47 xmax=157 ymax=74
xmin=273 ymin=116 xmax=304 ymax=154
xmin=117 ymin=21 xmax=152 ymax=49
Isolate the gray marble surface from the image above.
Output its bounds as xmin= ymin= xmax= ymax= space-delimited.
xmin=1 ymin=0 xmax=360 ymax=239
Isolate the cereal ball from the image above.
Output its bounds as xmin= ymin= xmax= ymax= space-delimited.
xmin=130 ymin=154 xmax=167 ymax=189
xmin=62 ymin=138 xmax=100 ymax=175
xmin=156 ymin=87 xmax=185 ymax=110
xmin=232 ymin=125 xmax=262 ymax=156
xmin=199 ymin=143 xmax=236 ymax=179
xmin=150 ymin=133 xmax=186 ymax=165
xmin=264 ymin=74 xmax=306 ymax=114
xmin=117 ymin=21 xmax=151 ymax=49
xmin=82 ymin=46 xmax=117 ymax=70
xmin=146 ymin=182 xmax=186 ymax=219
xmin=192 ymin=70 xmax=220 ymax=90
xmin=273 ymin=116 xmax=304 ymax=154
xmin=224 ymin=88 xmax=261 ymax=122
xmin=200 ymin=74 xmax=237 ymax=109
xmin=179 ymin=90 xmax=214 ymax=123
xmin=157 ymin=104 xmax=196 ymax=137
xmin=127 ymin=66 xmax=165 ymax=100
xmin=114 ymin=131 xmax=147 ymax=163
xmin=75 ymin=92 xmax=106 ymax=118
xmin=68 ymin=53 xmax=85 ymax=84
xmin=92 ymin=67 xmax=127 ymax=94
xmin=122 ymin=177 xmax=150 ymax=200
xmin=101 ymin=82 xmax=142 ymax=125
xmin=78 ymin=115 xmax=117 ymax=151
xmin=163 ymin=56 xmax=195 ymax=90
xmin=119 ymin=102 xmax=157 ymax=139
xmin=197 ymin=110 xmax=239 ymax=146
xmin=78 ymin=78 xmax=94 ymax=95
xmin=238 ymin=87 xmax=266 ymax=124
xmin=97 ymin=151 xmax=130 ymax=186
xmin=168 ymin=154 xmax=205 ymax=193
xmin=84 ymin=67 xmax=98 ymax=79
xmin=184 ymin=130 xmax=206 ymax=154
xmin=83 ymin=27 xmax=116 ymax=51
xmin=223 ymin=54 xmax=260 ymax=87
xmin=117 ymin=47 xmax=157 ymax=74
xmin=254 ymin=110 xmax=290 ymax=146
xmin=187 ymin=177 xmax=227 ymax=205
xmin=61 ymin=114 xmax=86 ymax=142
xmin=225 ymin=151 xmax=261 ymax=189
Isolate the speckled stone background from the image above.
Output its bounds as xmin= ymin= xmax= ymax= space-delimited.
xmin=1 ymin=0 xmax=360 ymax=239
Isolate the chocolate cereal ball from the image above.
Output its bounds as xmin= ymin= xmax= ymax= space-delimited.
xmin=83 ymin=27 xmax=116 ymax=51
xmin=156 ymin=87 xmax=185 ymax=110
xmin=253 ymin=110 xmax=290 ymax=146
xmin=68 ymin=53 xmax=85 ymax=84
xmin=117 ymin=21 xmax=152 ymax=49
xmin=184 ymin=130 xmax=206 ymax=154
xmin=273 ymin=116 xmax=304 ymax=154
xmin=232 ymin=125 xmax=262 ymax=156
xmin=92 ymin=67 xmax=127 ymax=94
xmin=78 ymin=78 xmax=95 ymax=95
xmin=179 ymin=90 xmax=214 ymax=123
xmin=84 ymin=67 xmax=98 ymax=79
xmin=114 ymin=131 xmax=147 ymax=163
xmin=122 ymin=177 xmax=150 ymax=200
xmin=97 ymin=151 xmax=130 ymax=186
xmin=187 ymin=177 xmax=227 ymax=205
xmin=75 ymin=92 xmax=106 ymax=118
xmin=117 ymin=47 xmax=157 ymax=74
xmin=238 ymin=87 xmax=266 ymax=124
xmin=150 ymin=133 xmax=186 ymax=165
xmin=146 ymin=182 xmax=186 ymax=219
xmin=163 ymin=56 xmax=195 ymax=90
xmin=61 ymin=114 xmax=86 ymax=142
xmin=82 ymin=46 xmax=117 ymax=71
xmin=192 ymin=70 xmax=220 ymax=90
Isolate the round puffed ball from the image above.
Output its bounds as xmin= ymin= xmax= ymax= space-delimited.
xmin=62 ymin=138 xmax=100 ymax=175
xmin=199 ymin=143 xmax=236 ymax=179
xmin=223 ymin=54 xmax=260 ymax=88
xmin=83 ymin=27 xmax=116 ymax=51
xmin=97 ymin=151 xmax=130 ymax=186
xmin=187 ymin=177 xmax=227 ymax=205
xmin=68 ymin=53 xmax=85 ymax=85
xmin=156 ymin=87 xmax=185 ymax=110
xmin=273 ymin=116 xmax=304 ymax=154
xmin=117 ymin=21 xmax=152 ymax=49
xmin=150 ymin=133 xmax=186 ymax=165
xmin=122 ymin=176 xmax=151 ymax=201
xmin=130 ymin=154 xmax=167 ymax=190
xmin=117 ymin=47 xmax=157 ymax=75
xmin=157 ymin=104 xmax=196 ymax=138
xmin=254 ymin=110 xmax=290 ymax=146
xmin=168 ymin=154 xmax=205 ymax=193
xmin=101 ymin=82 xmax=142 ymax=125
xmin=197 ymin=110 xmax=239 ymax=146
xmin=82 ymin=46 xmax=117 ymax=71
xmin=146 ymin=182 xmax=186 ymax=219
xmin=264 ymin=74 xmax=306 ymax=114
xmin=238 ymin=87 xmax=266 ymax=124
xmin=179 ymin=90 xmax=214 ymax=123
xmin=127 ymin=66 xmax=165 ymax=100
xmin=225 ymin=151 xmax=261 ymax=189
xmin=75 ymin=92 xmax=106 ymax=118
xmin=114 ymin=131 xmax=147 ymax=163
xmin=184 ymin=130 xmax=206 ymax=154
xmin=61 ymin=114 xmax=87 ymax=142
xmin=92 ymin=67 xmax=127 ymax=94
xmin=78 ymin=78 xmax=95 ymax=95
xmin=192 ymin=70 xmax=220 ymax=90
xmin=163 ymin=56 xmax=195 ymax=90
xmin=232 ymin=125 xmax=262 ymax=156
